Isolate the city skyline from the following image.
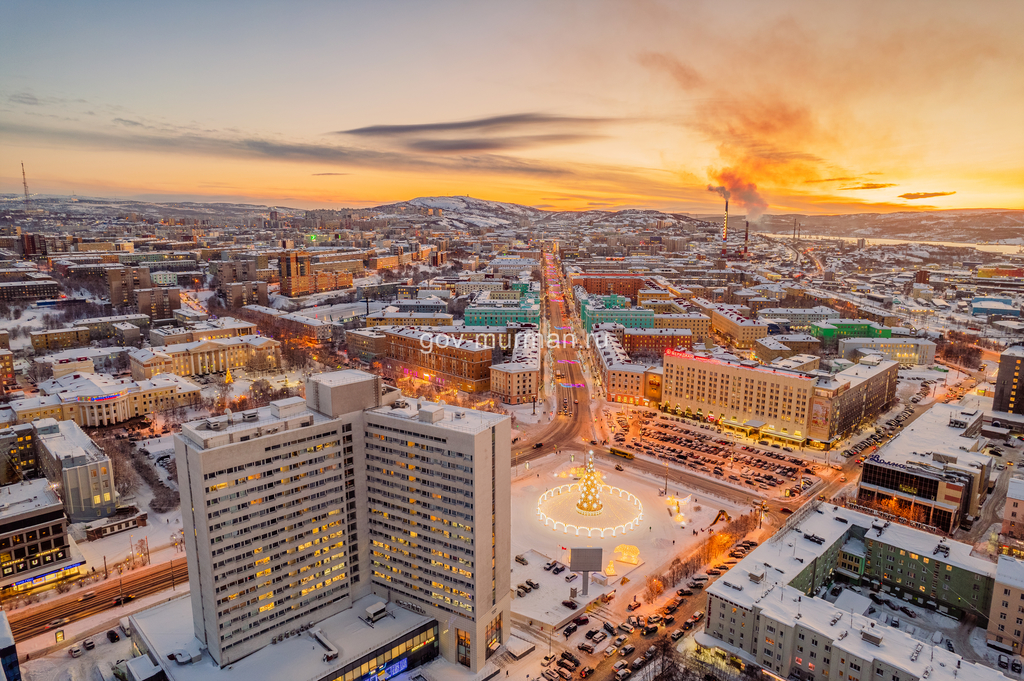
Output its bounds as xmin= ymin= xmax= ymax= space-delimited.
xmin=2 ymin=0 xmax=1023 ymax=214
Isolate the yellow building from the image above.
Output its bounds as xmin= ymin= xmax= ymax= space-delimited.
xmin=30 ymin=327 xmax=92 ymax=353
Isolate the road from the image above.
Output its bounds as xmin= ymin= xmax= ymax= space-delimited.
xmin=8 ymin=558 xmax=189 ymax=642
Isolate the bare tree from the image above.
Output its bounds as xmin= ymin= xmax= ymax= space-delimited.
xmin=643 ymin=575 xmax=665 ymax=604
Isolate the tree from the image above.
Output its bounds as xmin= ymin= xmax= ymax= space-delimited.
xmin=249 ymin=379 xmax=274 ymax=407
xmin=27 ymin=361 xmax=53 ymax=384
xmin=97 ymin=437 xmax=141 ymax=497
xmin=643 ymin=575 xmax=664 ymax=604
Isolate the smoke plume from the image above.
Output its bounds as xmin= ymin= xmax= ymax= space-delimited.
xmin=709 ymin=169 xmax=768 ymax=220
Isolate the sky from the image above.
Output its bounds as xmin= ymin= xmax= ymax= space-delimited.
xmin=2 ymin=0 xmax=1023 ymax=215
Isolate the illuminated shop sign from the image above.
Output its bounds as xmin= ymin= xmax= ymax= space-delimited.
xmin=78 ymin=391 xmax=128 ymax=403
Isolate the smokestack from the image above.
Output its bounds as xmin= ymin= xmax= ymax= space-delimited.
xmin=744 ymin=220 xmax=749 ymax=255
xmin=722 ymin=198 xmax=729 ymax=257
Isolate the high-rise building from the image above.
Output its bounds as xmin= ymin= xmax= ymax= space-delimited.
xmin=134 ymin=286 xmax=181 ymax=320
xmin=107 ymin=266 xmax=152 ymax=307
xmin=176 ymin=370 xmax=510 ymax=671
xmin=994 ymin=346 xmax=1024 ymax=415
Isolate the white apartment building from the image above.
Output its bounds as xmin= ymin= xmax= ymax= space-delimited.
xmin=839 ymin=338 xmax=937 ymax=367
xmin=175 ymin=370 xmax=510 ymax=672
xmin=759 ymin=305 xmax=841 ymax=327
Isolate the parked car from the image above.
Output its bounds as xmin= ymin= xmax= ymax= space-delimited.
xmin=563 ymin=623 xmax=578 ymax=638
xmin=671 ymin=629 xmax=685 ymax=641
xmin=515 ymin=554 xmax=528 ymax=565
xmin=619 ymin=644 xmax=636 ymax=657
xmin=107 ymin=630 xmax=120 ymax=643
xmin=573 ymin=614 xmax=590 ymax=626
xmin=69 ymin=646 xmax=83 ymax=658
xmin=627 ymin=601 xmax=642 ymax=611
xmin=82 ymin=638 xmax=95 ymax=651
xmin=999 ymin=654 xmax=1011 ymax=670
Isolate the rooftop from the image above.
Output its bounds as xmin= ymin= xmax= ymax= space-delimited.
xmin=130 ymin=594 xmax=434 ymax=681
xmin=34 ymin=418 xmax=108 ymax=464
xmin=368 ymin=396 xmax=508 ymax=436
xmin=0 ymin=478 xmax=63 ymax=518
xmin=179 ymin=399 xmax=331 ymax=451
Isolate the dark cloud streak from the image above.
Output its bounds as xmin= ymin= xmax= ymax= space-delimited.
xmin=339 ymin=113 xmax=613 ymax=137
xmin=839 ymin=183 xmax=897 ymax=190
xmin=899 ymin=191 xmax=956 ymax=200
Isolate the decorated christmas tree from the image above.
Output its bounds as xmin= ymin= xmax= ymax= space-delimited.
xmin=576 ymin=455 xmax=604 ymax=516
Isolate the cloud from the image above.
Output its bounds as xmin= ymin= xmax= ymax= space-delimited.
xmin=839 ymin=183 xmax=898 ymax=190
xmin=339 ymin=113 xmax=612 ymax=137
xmin=337 ymin=112 xmax=611 ymax=155
xmin=113 ymin=118 xmax=147 ymax=128
xmin=899 ymin=191 xmax=956 ymax=200
xmin=805 ymin=176 xmax=861 ymax=184
xmin=312 ymin=172 xmax=350 ymax=176
xmin=404 ymin=134 xmax=599 ymax=153
xmin=0 ymin=121 xmax=573 ymax=178
xmin=637 ymin=52 xmax=705 ymax=90
xmin=9 ymin=93 xmax=40 ymax=106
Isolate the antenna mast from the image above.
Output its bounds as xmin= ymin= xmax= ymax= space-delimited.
xmin=21 ymin=162 xmax=30 ymax=211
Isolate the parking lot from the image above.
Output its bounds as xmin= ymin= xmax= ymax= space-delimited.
xmin=612 ymin=415 xmax=825 ymax=500
xmin=540 ymin=537 xmax=760 ymax=680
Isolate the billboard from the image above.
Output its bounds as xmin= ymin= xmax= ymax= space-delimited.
xmin=569 ymin=547 xmax=603 ymax=573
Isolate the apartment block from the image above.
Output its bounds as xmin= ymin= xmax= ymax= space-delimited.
xmin=622 ymin=328 xmax=693 ymax=355
xmin=754 ymin=334 xmax=822 ymax=363
xmin=134 ymin=287 xmax=181 ymax=320
xmin=107 ymin=266 xmax=152 ymax=306
xmin=174 ymin=370 xmax=509 ymax=672
xmin=30 ymin=327 xmax=91 ymax=353
xmin=489 ymin=330 xmax=540 ymax=404
xmin=0 ymin=423 xmax=36 ymax=484
xmin=988 ymin=556 xmax=1024 ymax=652
xmin=77 ymin=313 xmax=152 ymax=340
xmin=34 ymin=418 xmax=116 ymax=522
xmin=994 ymin=346 xmax=1024 ymax=416
xmin=0 ymin=280 xmax=61 ymax=301
xmin=223 ymin=281 xmax=269 ymax=308
xmin=702 ymin=503 xmax=1001 ymax=681
xmin=379 ymin=327 xmax=493 ymax=393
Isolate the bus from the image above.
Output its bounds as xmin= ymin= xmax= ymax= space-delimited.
xmin=609 ymin=447 xmax=634 ymax=460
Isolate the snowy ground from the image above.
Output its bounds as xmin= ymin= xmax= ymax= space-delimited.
xmin=17 ymin=584 xmax=190 ymax=680
xmin=295 ymin=300 xmax=388 ymax=322
xmin=510 ymin=450 xmax=748 ymax=602
xmin=0 ymin=306 xmax=53 ymax=351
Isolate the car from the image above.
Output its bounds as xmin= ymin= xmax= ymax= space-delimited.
xmin=616 ymin=670 xmax=633 ymax=680
xmin=77 ymin=591 xmax=97 ymax=602
xmin=614 ymin=635 xmax=628 ymax=647
xmin=46 ymin=617 xmax=70 ymax=629
xmin=526 ymin=578 xmax=540 ymax=589
xmin=1013 ymin=659 xmax=1022 ymax=674
xmin=534 ymin=442 xmax=544 ymax=448
xmin=563 ymin=623 xmax=578 ymax=637
xmin=518 ymin=583 xmax=532 ymax=593
xmin=555 ymin=667 xmax=573 ymax=680
xmin=561 ymin=651 xmax=581 ymax=665
xmin=515 ymin=554 xmax=529 ymax=565
xmin=69 ymin=646 xmax=84 ymax=658
xmin=613 ymin=660 xmax=629 ymax=672
xmin=553 ymin=565 xmax=566 ymax=575
xmin=619 ymin=622 xmax=635 ymax=633
xmin=107 ymin=630 xmax=121 ymax=643
xmin=647 ymin=614 xmax=662 ymax=625
xmin=566 ymin=573 xmax=579 ymax=583
xmin=890 ymin=618 xmax=900 ymax=629
xmin=573 ymin=614 xmax=590 ymax=626
xmin=585 ymin=628 xmax=599 ymax=639
xmin=112 ymin=594 xmax=135 ymax=606
xmin=580 ymin=666 xmax=595 ymax=678
xmin=578 ymin=642 xmax=595 ymax=654
xmin=641 ymin=625 xmax=658 ymax=636
xmin=83 ymin=638 xmax=95 ymax=651
xmin=604 ymin=621 xmax=617 ymax=635
xmin=671 ymin=629 xmax=685 ymax=641
xmin=558 ymin=658 xmax=578 ymax=672
xmin=899 ymin=606 xmax=917 ymax=618
xmin=627 ymin=601 xmax=642 ymax=611
xmin=1000 ymin=655 xmax=1011 ymax=670
xmin=562 ymin=599 xmax=579 ymax=609
xmin=615 ymin=464 xmax=624 ymax=471
xmin=542 ymin=670 xmax=560 ymax=681
xmin=619 ymin=644 xmax=636 ymax=657
xmin=663 ymin=615 xmax=676 ymax=625
xmin=631 ymin=657 xmax=647 ymax=670
xmin=544 ymin=560 xmax=557 ymax=571
xmin=677 ymin=588 xmax=693 ymax=597
xmin=542 ymin=654 xmax=557 ymax=667
xmin=592 ymin=632 xmax=607 ymax=644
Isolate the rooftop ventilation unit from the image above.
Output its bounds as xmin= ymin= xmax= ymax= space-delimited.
xmin=861 ymin=629 xmax=884 ymax=646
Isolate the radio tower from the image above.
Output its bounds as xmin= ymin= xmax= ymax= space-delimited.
xmin=21 ymin=162 xmax=30 ymax=211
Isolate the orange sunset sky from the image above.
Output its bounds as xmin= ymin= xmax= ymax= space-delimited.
xmin=2 ymin=0 xmax=1023 ymax=215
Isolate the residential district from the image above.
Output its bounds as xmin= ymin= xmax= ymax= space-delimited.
xmin=0 ymin=196 xmax=1021 ymax=681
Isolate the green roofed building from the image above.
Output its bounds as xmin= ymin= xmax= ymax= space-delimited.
xmin=810 ymin=319 xmax=892 ymax=346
